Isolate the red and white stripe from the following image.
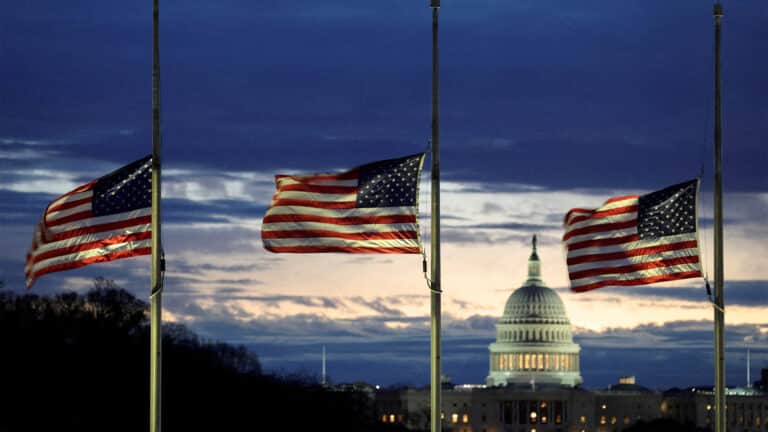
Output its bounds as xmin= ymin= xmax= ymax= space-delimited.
xmin=25 ymin=181 xmax=151 ymax=288
xmin=261 ymin=170 xmax=421 ymax=253
xmin=563 ymin=195 xmax=701 ymax=292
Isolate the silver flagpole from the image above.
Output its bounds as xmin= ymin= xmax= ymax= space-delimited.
xmin=429 ymin=1 xmax=442 ymax=432
xmin=712 ymin=3 xmax=726 ymax=432
xmin=150 ymin=0 xmax=164 ymax=431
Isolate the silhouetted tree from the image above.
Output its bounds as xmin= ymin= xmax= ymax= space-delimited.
xmin=0 ymin=279 xmax=386 ymax=432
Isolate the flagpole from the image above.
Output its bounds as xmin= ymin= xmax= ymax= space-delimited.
xmin=712 ymin=3 xmax=725 ymax=432
xmin=429 ymin=1 xmax=442 ymax=432
xmin=150 ymin=0 xmax=164 ymax=431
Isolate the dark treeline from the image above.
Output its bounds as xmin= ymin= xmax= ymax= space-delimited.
xmin=0 ymin=279 xmax=404 ymax=432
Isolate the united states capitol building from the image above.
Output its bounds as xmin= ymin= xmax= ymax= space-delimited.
xmin=374 ymin=237 xmax=768 ymax=432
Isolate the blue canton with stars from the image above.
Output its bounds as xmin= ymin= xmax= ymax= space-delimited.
xmin=356 ymin=153 xmax=424 ymax=208
xmin=92 ymin=155 xmax=152 ymax=216
xmin=637 ymin=179 xmax=698 ymax=240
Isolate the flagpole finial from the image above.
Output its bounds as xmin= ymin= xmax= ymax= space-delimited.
xmin=713 ymin=3 xmax=723 ymax=17
xmin=430 ymin=0 xmax=440 ymax=8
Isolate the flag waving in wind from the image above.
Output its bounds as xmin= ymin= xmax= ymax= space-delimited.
xmin=25 ymin=156 xmax=153 ymax=288
xmin=262 ymin=153 xmax=426 ymax=253
xmin=563 ymin=179 xmax=702 ymax=292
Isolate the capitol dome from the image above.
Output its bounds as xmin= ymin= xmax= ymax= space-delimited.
xmin=486 ymin=236 xmax=583 ymax=387
xmin=502 ymin=285 xmax=569 ymax=323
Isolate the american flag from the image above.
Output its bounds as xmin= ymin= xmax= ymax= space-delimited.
xmin=262 ymin=153 xmax=426 ymax=253
xmin=563 ymin=179 xmax=702 ymax=292
xmin=25 ymin=156 xmax=153 ymax=288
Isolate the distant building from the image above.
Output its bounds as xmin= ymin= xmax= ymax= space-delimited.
xmin=374 ymin=237 xmax=768 ymax=431
xmin=487 ymin=235 xmax=582 ymax=387
xmin=377 ymin=377 xmax=666 ymax=431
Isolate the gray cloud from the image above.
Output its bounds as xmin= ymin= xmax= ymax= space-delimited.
xmin=481 ymin=202 xmax=505 ymax=214
xmin=170 ymin=260 xmax=270 ymax=276
xmin=214 ymin=312 xmax=768 ymax=389
xmin=348 ymin=297 xmax=406 ymax=317
xmin=440 ymin=229 xmax=495 ymax=244
xmin=556 ymin=280 xmax=768 ymax=307
xmin=447 ymin=222 xmax=555 ymax=231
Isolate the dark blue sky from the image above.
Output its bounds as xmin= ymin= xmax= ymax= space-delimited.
xmin=1 ymin=0 xmax=767 ymax=390
xmin=3 ymin=0 xmax=766 ymax=188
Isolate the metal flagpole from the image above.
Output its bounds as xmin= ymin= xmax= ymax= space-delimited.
xmin=747 ymin=344 xmax=751 ymax=388
xmin=429 ymin=1 xmax=442 ymax=432
xmin=712 ymin=3 xmax=725 ymax=432
xmin=150 ymin=0 xmax=164 ymax=431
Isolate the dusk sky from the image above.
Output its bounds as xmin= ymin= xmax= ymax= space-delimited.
xmin=1 ymin=0 xmax=766 ymax=390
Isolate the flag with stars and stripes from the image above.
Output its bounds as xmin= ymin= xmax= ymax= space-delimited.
xmin=25 ymin=155 xmax=153 ymax=288
xmin=262 ymin=153 xmax=426 ymax=253
xmin=563 ymin=179 xmax=702 ymax=292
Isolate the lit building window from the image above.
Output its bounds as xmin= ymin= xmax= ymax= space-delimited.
xmin=619 ymin=376 xmax=635 ymax=385
xmin=524 ymin=353 xmax=530 ymax=370
xmin=601 ymin=404 xmax=607 ymax=410
xmin=530 ymin=411 xmax=538 ymax=424
xmin=452 ymin=413 xmax=458 ymax=424
xmin=381 ymin=415 xmax=387 ymax=423
xmin=518 ymin=353 xmax=524 ymax=370
xmin=706 ymin=404 xmax=712 ymax=411
xmin=389 ymin=414 xmax=396 ymax=423
xmin=600 ymin=416 xmax=606 ymax=425
xmin=610 ymin=416 xmax=617 ymax=425
xmin=623 ymin=416 xmax=630 ymax=425
xmin=579 ymin=415 xmax=586 ymax=424
xmin=462 ymin=414 xmax=469 ymax=424
xmin=537 ymin=353 xmax=544 ymax=370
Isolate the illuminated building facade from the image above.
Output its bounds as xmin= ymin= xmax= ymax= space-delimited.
xmin=376 ymin=377 xmax=768 ymax=432
xmin=487 ymin=236 xmax=582 ymax=387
